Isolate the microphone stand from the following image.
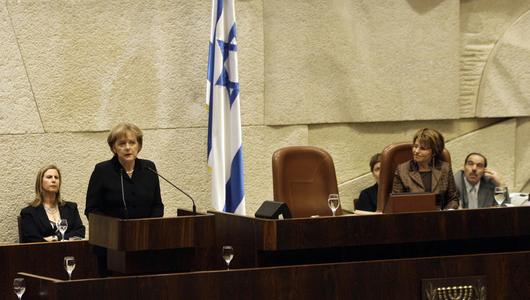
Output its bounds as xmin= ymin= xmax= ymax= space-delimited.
xmin=147 ymin=167 xmax=196 ymax=215
xmin=120 ymin=169 xmax=129 ymax=219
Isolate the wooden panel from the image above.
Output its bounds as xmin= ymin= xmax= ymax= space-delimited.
xmin=87 ymin=214 xmax=122 ymax=249
xmin=89 ymin=213 xmax=216 ymax=274
xmin=213 ymin=207 xmax=530 ymax=267
xmin=19 ymin=251 xmax=530 ymax=299
xmin=275 ymin=207 xmax=530 ymax=249
xmin=384 ymin=193 xmax=437 ymax=213
xmin=213 ymin=212 xmax=262 ymax=268
xmin=0 ymin=240 xmax=98 ymax=300
xmin=89 ymin=214 xmax=215 ymax=251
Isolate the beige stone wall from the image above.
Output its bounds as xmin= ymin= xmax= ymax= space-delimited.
xmin=0 ymin=0 xmax=528 ymax=243
xmin=264 ymin=0 xmax=460 ymax=124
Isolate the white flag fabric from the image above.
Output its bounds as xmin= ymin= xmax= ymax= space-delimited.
xmin=206 ymin=0 xmax=246 ymax=214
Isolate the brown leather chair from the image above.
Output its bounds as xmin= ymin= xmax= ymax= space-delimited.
xmin=272 ymin=146 xmax=342 ymax=218
xmin=17 ymin=215 xmax=22 ymax=243
xmin=376 ymin=142 xmax=451 ymax=212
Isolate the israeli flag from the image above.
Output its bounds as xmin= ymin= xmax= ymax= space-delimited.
xmin=206 ymin=0 xmax=246 ymax=214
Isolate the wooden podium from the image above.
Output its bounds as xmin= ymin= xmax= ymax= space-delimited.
xmin=88 ymin=211 xmax=215 ymax=274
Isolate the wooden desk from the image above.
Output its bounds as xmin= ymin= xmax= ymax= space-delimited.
xmin=212 ymin=206 xmax=530 ymax=267
xmin=0 ymin=240 xmax=98 ymax=300
xmin=19 ymin=251 xmax=530 ymax=299
xmin=89 ymin=212 xmax=216 ymax=274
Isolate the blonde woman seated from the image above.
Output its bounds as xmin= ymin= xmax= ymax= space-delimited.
xmin=19 ymin=165 xmax=85 ymax=243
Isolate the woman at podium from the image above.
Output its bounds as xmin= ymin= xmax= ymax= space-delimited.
xmin=392 ymin=128 xmax=460 ymax=209
xmin=85 ymin=122 xmax=164 ymax=219
xmin=85 ymin=122 xmax=164 ymax=276
xmin=20 ymin=164 xmax=85 ymax=243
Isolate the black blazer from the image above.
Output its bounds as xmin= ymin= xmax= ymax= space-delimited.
xmin=356 ymin=183 xmax=378 ymax=212
xmin=85 ymin=156 xmax=164 ymax=220
xmin=20 ymin=201 xmax=86 ymax=243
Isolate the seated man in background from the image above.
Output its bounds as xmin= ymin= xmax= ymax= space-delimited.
xmin=355 ymin=153 xmax=381 ymax=212
xmin=454 ymin=152 xmax=503 ymax=208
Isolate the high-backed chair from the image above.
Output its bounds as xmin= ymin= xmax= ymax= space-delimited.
xmin=17 ymin=215 xmax=23 ymax=243
xmin=272 ymin=146 xmax=342 ymax=218
xmin=376 ymin=142 xmax=451 ymax=212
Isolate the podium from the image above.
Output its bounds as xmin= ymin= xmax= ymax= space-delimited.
xmin=88 ymin=211 xmax=215 ymax=274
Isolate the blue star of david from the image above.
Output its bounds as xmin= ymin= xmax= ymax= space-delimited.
xmin=215 ymin=24 xmax=240 ymax=106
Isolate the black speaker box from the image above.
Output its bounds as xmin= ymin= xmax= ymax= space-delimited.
xmin=254 ymin=201 xmax=291 ymax=219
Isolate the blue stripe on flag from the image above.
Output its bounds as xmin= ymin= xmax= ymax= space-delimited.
xmin=207 ymin=0 xmax=224 ymax=157
xmin=216 ymin=0 xmax=223 ymax=21
xmin=224 ymin=147 xmax=245 ymax=213
xmin=206 ymin=40 xmax=215 ymax=155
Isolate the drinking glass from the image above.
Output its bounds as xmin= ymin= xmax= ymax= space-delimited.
xmin=494 ymin=187 xmax=507 ymax=206
xmin=57 ymin=219 xmax=68 ymax=241
xmin=13 ymin=277 xmax=25 ymax=300
xmin=328 ymin=194 xmax=340 ymax=216
xmin=222 ymin=246 xmax=234 ymax=270
xmin=64 ymin=256 xmax=76 ymax=280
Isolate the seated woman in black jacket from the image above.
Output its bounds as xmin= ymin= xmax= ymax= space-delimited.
xmin=19 ymin=165 xmax=85 ymax=243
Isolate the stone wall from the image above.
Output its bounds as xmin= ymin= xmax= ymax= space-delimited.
xmin=0 ymin=0 xmax=528 ymax=243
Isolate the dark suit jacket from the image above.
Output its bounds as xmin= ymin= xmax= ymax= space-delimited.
xmin=392 ymin=160 xmax=460 ymax=209
xmin=85 ymin=156 xmax=164 ymax=220
xmin=20 ymin=201 xmax=86 ymax=243
xmin=356 ymin=183 xmax=378 ymax=212
xmin=454 ymin=170 xmax=496 ymax=208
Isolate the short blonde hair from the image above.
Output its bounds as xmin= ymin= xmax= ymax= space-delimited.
xmin=31 ymin=164 xmax=64 ymax=207
xmin=107 ymin=122 xmax=143 ymax=153
xmin=412 ymin=128 xmax=445 ymax=161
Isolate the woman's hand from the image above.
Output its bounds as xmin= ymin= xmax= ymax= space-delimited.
xmin=43 ymin=235 xmax=58 ymax=242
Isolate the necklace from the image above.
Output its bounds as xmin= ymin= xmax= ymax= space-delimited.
xmin=44 ymin=205 xmax=58 ymax=215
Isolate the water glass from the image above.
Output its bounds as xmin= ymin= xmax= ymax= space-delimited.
xmin=64 ymin=256 xmax=76 ymax=280
xmin=494 ymin=187 xmax=507 ymax=206
xmin=222 ymin=246 xmax=234 ymax=270
xmin=328 ymin=194 xmax=340 ymax=216
xmin=13 ymin=277 xmax=25 ymax=299
xmin=57 ymin=219 xmax=68 ymax=241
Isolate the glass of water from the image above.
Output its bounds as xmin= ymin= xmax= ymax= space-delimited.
xmin=57 ymin=219 xmax=68 ymax=241
xmin=64 ymin=256 xmax=76 ymax=280
xmin=328 ymin=194 xmax=340 ymax=216
xmin=494 ymin=187 xmax=507 ymax=207
xmin=13 ymin=277 xmax=25 ymax=299
xmin=222 ymin=246 xmax=234 ymax=270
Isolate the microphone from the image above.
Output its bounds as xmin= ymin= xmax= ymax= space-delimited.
xmin=120 ymin=169 xmax=129 ymax=219
xmin=436 ymin=193 xmax=446 ymax=211
xmin=146 ymin=167 xmax=197 ymax=215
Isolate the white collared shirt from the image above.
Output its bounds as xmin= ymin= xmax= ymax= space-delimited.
xmin=464 ymin=178 xmax=481 ymax=209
